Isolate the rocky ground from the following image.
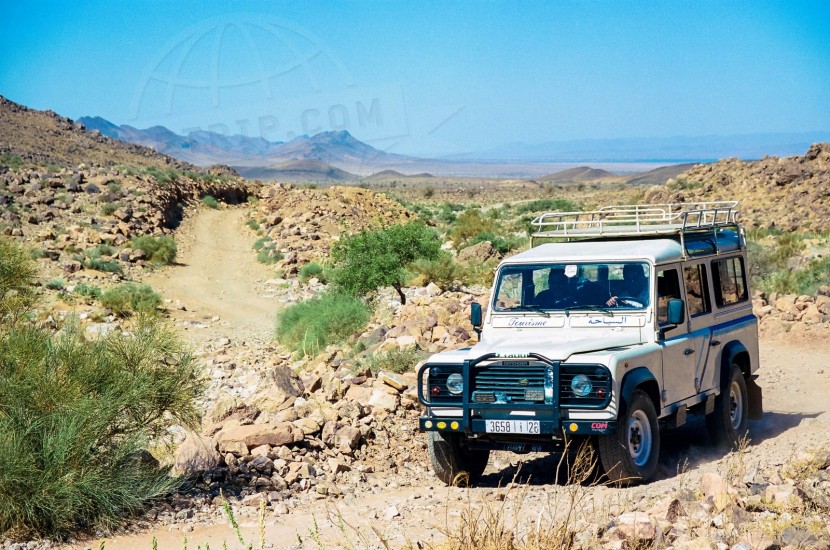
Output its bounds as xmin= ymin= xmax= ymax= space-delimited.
xmin=10 ymin=207 xmax=809 ymax=550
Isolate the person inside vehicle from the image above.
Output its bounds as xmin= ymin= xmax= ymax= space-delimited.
xmin=606 ymin=264 xmax=649 ymax=307
xmin=534 ymin=267 xmax=570 ymax=308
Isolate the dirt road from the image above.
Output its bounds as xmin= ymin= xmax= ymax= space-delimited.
xmin=87 ymin=207 xmax=830 ymax=549
xmin=145 ymin=206 xmax=280 ymax=343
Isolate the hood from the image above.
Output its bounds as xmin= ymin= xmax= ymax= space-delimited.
xmin=469 ymin=330 xmax=644 ymax=362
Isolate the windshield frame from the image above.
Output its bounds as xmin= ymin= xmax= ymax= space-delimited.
xmin=491 ymin=261 xmax=652 ymax=313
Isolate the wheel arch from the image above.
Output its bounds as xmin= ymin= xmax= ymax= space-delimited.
xmin=620 ymin=367 xmax=660 ymax=416
xmin=721 ymin=341 xmax=751 ymax=381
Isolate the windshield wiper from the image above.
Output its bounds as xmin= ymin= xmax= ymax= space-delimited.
xmin=564 ymin=305 xmax=614 ymax=316
xmin=502 ymin=305 xmax=550 ymax=317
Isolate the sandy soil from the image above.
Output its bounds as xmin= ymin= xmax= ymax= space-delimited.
xmin=76 ymin=207 xmax=830 ymax=550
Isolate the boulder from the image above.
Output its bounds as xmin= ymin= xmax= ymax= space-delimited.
xmin=457 ymin=240 xmax=499 ymax=263
xmin=171 ymin=433 xmax=222 ymax=477
xmin=216 ymin=423 xmax=301 ymax=453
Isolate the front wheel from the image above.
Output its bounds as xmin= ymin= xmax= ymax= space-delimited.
xmin=598 ymin=390 xmax=660 ymax=485
xmin=427 ymin=431 xmax=490 ymax=486
xmin=707 ymin=364 xmax=748 ymax=447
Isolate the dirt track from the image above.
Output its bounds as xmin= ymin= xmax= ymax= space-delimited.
xmin=88 ymin=207 xmax=830 ymax=549
xmin=145 ymin=207 xmax=280 ymax=343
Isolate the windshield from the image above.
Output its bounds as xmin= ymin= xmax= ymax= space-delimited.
xmin=493 ymin=262 xmax=651 ymax=312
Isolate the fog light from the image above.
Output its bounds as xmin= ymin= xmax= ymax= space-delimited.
xmin=596 ymin=388 xmax=607 ymax=399
xmin=431 ymin=386 xmax=441 ymax=396
xmin=571 ymin=374 xmax=593 ymax=397
xmin=446 ymin=373 xmax=464 ymax=395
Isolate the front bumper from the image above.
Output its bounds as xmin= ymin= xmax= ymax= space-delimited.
xmin=417 ymin=352 xmax=617 ymax=441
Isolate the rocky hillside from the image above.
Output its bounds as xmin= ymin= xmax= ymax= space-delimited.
xmin=644 ymin=143 xmax=830 ymax=232
xmin=249 ymin=184 xmax=415 ymax=275
xmin=0 ymin=97 xmax=256 ymax=280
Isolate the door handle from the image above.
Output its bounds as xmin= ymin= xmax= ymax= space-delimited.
xmin=684 ymin=349 xmax=695 ymax=355
xmin=710 ymin=340 xmax=721 ymax=347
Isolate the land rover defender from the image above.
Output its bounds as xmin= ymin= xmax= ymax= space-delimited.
xmin=417 ymin=202 xmax=763 ymax=485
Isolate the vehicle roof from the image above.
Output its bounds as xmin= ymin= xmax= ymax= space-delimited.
xmin=504 ymin=239 xmax=685 ymax=265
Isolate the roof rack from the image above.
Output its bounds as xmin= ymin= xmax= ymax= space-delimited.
xmin=530 ymin=201 xmax=742 ymax=254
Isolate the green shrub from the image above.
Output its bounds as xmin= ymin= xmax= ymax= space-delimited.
xmin=84 ymin=258 xmax=123 ymax=274
xmin=412 ymin=254 xmax=461 ymax=290
xmin=0 ymin=238 xmax=37 ymax=324
xmin=450 ymin=209 xmax=495 ymax=246
xmin=257 ymin=249 xmax=283 ymax=265
xmin=0 ymin=152 xmax=23 ymax=171
xmin=202 ymin=195 xmax=219 ymax=209
xmin=130 ymin=235 xmax=177 ymax=266
xmin=100 ymin=203 xmax=118 ymax=216
xmin=74 ymin=283 xmax=102 ymax=301
xmin=143 ymin=166 xmax=182 ymax=187
xmin=275 ymin=292 xmax=370 ymax=357
xmin=246 ymin=219 xmax=260 ymax=231
xmin=354 ymin=346 xmax=421 ymax=374
xmin=100 ymin=283 xmax=161 ymax=316
xmin=514 ymin=198 xmax=580 ymax=215
xmin=0 ymin=316 xmax=202 ymax=540
xmin=460 ymin=257 xmax=500 ymax=287
xmin=331 ymin=221 xmax=442 ymax=305
xmin=299 ymin=262 xmax=327 ymax=284
xmin=45 ymin=278 xmax=65 ymax=290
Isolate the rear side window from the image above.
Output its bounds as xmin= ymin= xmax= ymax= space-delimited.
xmin=712 ymin=257 xmax=748 ymax=307
xmin=684 ymin=264 xmax=711 ymax=317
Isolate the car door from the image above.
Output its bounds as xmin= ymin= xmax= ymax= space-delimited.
xmin=657 ymin=266 xmax=698 ymax=406
xmin=683 ymin=262 xmax=714 ymax=393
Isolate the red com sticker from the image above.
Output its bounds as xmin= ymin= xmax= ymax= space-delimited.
xmin=591 ymin=422 xmax=609 ymax=431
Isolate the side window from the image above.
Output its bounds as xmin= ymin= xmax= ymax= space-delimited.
xmin=684 ymin=264 xmax=711 ymax=317
xmin=712 ymin=257 xmax=748 ymax=307
xmin=656 ymin=269 xmax=681 ymax=325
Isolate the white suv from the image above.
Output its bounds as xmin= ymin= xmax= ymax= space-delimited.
xmin=418 ymin=202 xmax=763 ymax=485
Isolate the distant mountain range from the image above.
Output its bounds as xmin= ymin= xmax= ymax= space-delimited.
xmin=77 ymin=115 xmax=829 ymax=182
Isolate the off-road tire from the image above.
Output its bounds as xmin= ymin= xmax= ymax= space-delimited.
xmin=707 ymin=364 xmax=748 ymax=447
xmin=427 ymin=431 xmax=490 ymax=486
xmin=598 ymin=389 xmax=660 ymax=485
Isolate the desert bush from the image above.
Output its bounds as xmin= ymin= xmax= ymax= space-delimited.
xmin=45 ymin=278 xmax=65 ymax=290
xmin=412 ymin=253 xmax=462 ymax=290
xmin=0 ymin=238 xmax=37 ymax=325
xmin=514 ymin=198 xmax=580 ymax=215
xmin=450 ymin=209 xmax=495 ymax=246
xmin=143 ymin=166 xmax=182 ymax=187
xmin=276 ymin=292 xmax=370 ymax=357
xmin=202 ymin=195 xmax=219 ymax=209
xmin=299 ymin=262 xmax=327 ymax=284
xmin=354 ymin=346 xmax=421 ymax=374
xmin=100 ymin=283 xmax=161 ymax=316
xmin=460 ymin=257 xmax=500 ymax=287
xmin=74 ymin=283 xmax=102 ymax=301
xmin=0 ymin=315 xmax=202 ymax=540
xmin=100 ymin=202 xmax=118 ymax=216
xmin=0 ymin=152 xmax=24 ymax=171
xmin=130 ymin=235 xmax=177 ymax=266
xmin=331 ymin=221 xmax=441 ymax=304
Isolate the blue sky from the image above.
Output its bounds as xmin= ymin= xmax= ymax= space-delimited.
xmin=1 ymin=1 xmax=829 ymax=156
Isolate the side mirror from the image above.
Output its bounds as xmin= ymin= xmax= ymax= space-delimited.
xmin=667 ymin=299 xmax=685 ymax=325
xmin=470 ymin=302 xmax=482 ymax=338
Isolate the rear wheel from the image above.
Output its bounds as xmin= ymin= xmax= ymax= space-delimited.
xmin=598 ymin=390 xmax=660 ymax=485
xmin=427 ymin=431 xmax=490 ymax=486
xmin=707 ymin=364 xmax=748 ymax=447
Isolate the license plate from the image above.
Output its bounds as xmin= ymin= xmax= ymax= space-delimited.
xmin=485 ymin=420 xmax=540 ymax=434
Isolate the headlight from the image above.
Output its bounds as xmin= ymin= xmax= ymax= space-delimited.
xmin=571 ymin=374 xmax=593 ymax=397
xmin=446 ymin=373 xmax=464 ymax=395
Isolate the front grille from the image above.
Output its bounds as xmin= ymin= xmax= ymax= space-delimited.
xmin=472 ymin=361 xmax=548 ymax=403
